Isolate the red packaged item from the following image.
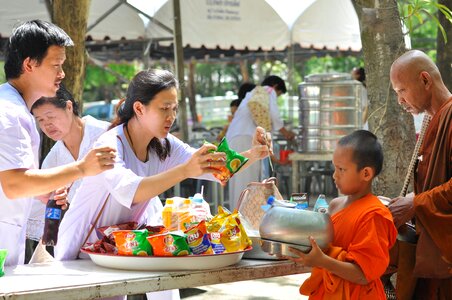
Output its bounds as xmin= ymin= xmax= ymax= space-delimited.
xmin=97 ymin=222 xmax=137 ymax=241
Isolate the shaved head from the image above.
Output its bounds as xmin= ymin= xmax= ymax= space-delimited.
xmin=391 ymin=50 xmax=440 ymax=81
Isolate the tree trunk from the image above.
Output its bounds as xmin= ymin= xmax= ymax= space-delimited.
xmin=353 ymin=0 xmax=416 ymax=197
xmin=39 ymin=0 xmax=90 ymax=164
xmin=52 ymin=0 xmax=90 ymax=110
xmin=437 ymin=0 xmax=452 ymax=92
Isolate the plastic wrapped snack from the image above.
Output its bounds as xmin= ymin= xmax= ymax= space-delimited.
xmin=184 ymin=220 xmax=213 ymax=255
xmin=147 ymin=231 xmax=190 ymax=256
xmin=0 ymin=249 xmax=7 ymax=277
xmin=208 ymin=138 xmax=248 ymax=184
xmin=97 ymin=221 xmax=137 ymax=242
xmin=112 ymin=229 xmax=153 ymax=256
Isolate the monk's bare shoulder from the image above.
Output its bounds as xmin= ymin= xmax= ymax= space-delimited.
xmin=328 ymin=196 xmax=347 ymax=215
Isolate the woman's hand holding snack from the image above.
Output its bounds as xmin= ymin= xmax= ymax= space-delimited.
xmin=183 ymin=143 xmax=226 ymax=178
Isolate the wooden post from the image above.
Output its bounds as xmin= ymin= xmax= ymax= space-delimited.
xmin=173 ymin=0 xmax=188 ymax=141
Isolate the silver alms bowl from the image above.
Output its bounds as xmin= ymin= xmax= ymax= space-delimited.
xmin=259 ymin=206 xmax=334 ymax=253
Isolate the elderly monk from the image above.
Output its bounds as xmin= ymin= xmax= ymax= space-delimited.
xmin=389 ymin=49 xmax=452 ymax=299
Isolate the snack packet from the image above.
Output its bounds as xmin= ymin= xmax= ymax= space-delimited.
xmin=97 ymin=221 xmax=137 ymax=242
xmin=0 ymin=249 xmax=7 ymax=277
xmin=208 ymin=138 xmax=248 ymax=184
xmin=112 ymin=229 xmax=152 ymax=256
xmin=209 ymin=232 xmax=226 ymax=254
xmin=147 ymin=231 xmax=190 ymax=256
xmin=184 ymin=220 xmax=213 ymax=255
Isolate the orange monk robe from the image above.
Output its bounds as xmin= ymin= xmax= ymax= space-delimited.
xmin=300 ymin=194 xmax=397 ymax=299
xmin=414 ymin=98 xmax=452 ymax=266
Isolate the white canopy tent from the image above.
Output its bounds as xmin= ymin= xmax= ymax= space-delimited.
xmin=0 ymin=0 xmax=146 ymax=40
xmin=144 ymin=0 xmax=361 ymax=51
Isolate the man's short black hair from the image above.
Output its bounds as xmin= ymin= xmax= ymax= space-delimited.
xmin=230 ymin=99 xmax=240 ymax=107
xmin=338 ymin=130 xmax=384 ymax=176
xmin=4 ymin=19 xmax=73 ymax=79
xmin=261 ymin=75 xmax=287 ymax=94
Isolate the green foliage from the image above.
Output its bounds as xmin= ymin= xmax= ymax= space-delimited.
xmin=83 ymin=62 xmax=140 ymax=102
xmin=400 ymin=0 xmax=452 ymax=47
xmin=0 ymin=62 xmax=4 ymax=82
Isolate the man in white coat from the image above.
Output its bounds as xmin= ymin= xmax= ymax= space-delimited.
xmin=0 ymin=20 xmax=116 ymax=266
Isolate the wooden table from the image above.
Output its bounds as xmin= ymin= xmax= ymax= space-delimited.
xmin=0 ymin=259 xmax=309 ymax=299
xmin=289 ymin=152 xmax=333 ymax=197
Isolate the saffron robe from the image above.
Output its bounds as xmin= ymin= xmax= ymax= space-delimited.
xmin=300 ymin=194 xmax=397 ymax=299
xmin=412 ymin=98 xmax=452 ymax=298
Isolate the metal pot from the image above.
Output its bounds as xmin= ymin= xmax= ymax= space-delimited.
xmin=259 ymin=206 xmax=334 ymax=255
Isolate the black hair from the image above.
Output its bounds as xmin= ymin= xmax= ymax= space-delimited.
xmin=338 ymin=130 xmax=383 ymax=176
xmin=237 ymin=82 xmax=256 ymax=102
xmin=352 ymin=67 xmax=366 ymax=87
xmin=261 ymin=75 xmax=287 ymax=94
xmin=4 ymin=20 xmax=73 ymax=80
xmin=110 ymin=69 xmax=179 ymax=161
xmin=31 ymin=84 xmax=80 ymax=116
xmin=230 ymin=99 xmax=240 ymax=107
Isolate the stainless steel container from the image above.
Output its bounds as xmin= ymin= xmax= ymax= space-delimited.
xmin=297 ymin=73 xmax=363 ymax=153
xmin=259 ymin=206 xmax=334 ymax=256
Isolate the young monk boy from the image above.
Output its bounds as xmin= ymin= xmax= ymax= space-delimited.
xmin=287 ymin=130 xmax=397 ymax=299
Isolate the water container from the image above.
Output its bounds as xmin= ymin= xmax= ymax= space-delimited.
xmin=313 ymin=194 xmax=329 ymax=213
xmin=297 ymin=73 xmax=363 ymax=153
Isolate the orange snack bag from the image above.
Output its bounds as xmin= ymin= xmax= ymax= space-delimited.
xmin=112 ymin=229 xmax=152 ymax=256
xmin=147 ymin=231 xmax=190 ymax=256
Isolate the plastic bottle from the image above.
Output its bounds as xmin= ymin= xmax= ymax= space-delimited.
xmin=177 ymin=198 xmax=195 ymax=231
xmin=42 ymin=199 xmax=63 ymax=246
xmin=313 ymin=194 xmax=329 ymax=213
xmin=191 ymin=193 xmax=208 ymax=222
xmin=162 ymin=198 xmax=176 ymax=230
xmin=262 ymin=196 xmax=297 ymax=212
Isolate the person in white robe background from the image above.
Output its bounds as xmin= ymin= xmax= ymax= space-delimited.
xmin=26 ymin=85 xmax=111 ymax=247
xmin=54 ymin=69 xmax=270 ymax=300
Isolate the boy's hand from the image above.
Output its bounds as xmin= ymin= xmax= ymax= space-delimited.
xmin=286 ymin=236 xmax=325 ymax=267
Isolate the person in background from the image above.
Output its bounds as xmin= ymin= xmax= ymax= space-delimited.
xmin=351 ymin=66 xmax=369 ymax=129
xmin=388 ymin=49 xmax=451 ymax=299
xmin=216 ymin=99 xmax=240 ymax=142
xmin=54 ymin=69 xmax=270 ymax=300
xmin=287 ymin=130 xmax=397 ymax=299
xmin=225 ymin=75 xmax=295 ymax=209
xmin=237 ymin=82 xmax=256 ymax=105
xmin=0 ymin=19 xmax=116 ymax=267
xmin=25 ymin=85 xmax=110 ymax=255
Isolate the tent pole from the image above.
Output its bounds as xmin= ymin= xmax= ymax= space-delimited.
xmin=173 ymin=0 xmax=188 ymax=141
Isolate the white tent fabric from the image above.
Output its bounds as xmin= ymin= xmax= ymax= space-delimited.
xmin=0 ymin=0 xmax=364 ymax=51
xmin=0 ymin=0 xmax=145 ymax=40
xmin=291 ymin=0 xmax=361 ymax=51
xmin=146 ymin=0 xmax=290 ymax=51
xmin=145 ymin=0 xmax=361 ymax=51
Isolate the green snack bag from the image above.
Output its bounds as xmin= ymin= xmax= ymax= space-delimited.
xmin=112 ymin=229 xmax=153 ymax=256
xmin=0 ymin=249 xmax=7 ymax=277
xmin=209 ymin=138 xmax=248 ymax=183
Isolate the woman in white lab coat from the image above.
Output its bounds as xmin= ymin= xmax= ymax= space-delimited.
xmin=55 ymin=69 xmax=270 ymax=300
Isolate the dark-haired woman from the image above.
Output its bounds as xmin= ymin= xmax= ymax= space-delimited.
xmin=26 ymin=86 xmax=110 ymax=242
xmin=54 ymin=69 xmax=269 ymax=299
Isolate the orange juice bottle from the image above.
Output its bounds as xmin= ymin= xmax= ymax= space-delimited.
xmin=177 ymin=198 xmax=196 ymax=231
xmin=162 ymin=198 xmax=176 ymax=230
